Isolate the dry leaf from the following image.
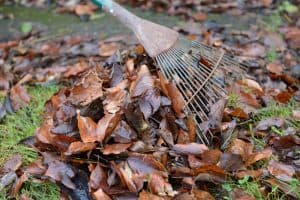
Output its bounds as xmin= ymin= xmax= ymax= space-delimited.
xmin=65 ymin=141 xmax=96 ymax=155
xmin=173 ymin=143 xmax=208 ymax=155
xmin=99 ymin=43 xmax=119 ymax=57
xmin=9 ymin=85 xmax=30 ymax=111
xmin=93 ymin=188 xmax=112 ymax=200
xmin=267 ymin=160 xmax=295 ymax=181
xmin=102 ymin=143 xmax=132 ymax=155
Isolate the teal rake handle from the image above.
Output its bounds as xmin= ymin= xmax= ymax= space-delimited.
xmin=91 ymin=0 xmax=113 ymax=11
xmin=91 ymin=0 xmax=141 ymax=33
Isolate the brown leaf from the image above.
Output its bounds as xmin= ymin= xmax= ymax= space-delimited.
xmin=228 ymin=139 xmax=253 ymax=162
xmin=208 ymin=98 xmax=227 ymax=129
xmin=104 ymin=82 xmax=128 ymax=114
xmin=45 ymin=160 xmax=75 ymax=189
xmin=270 ymin=135 xmax=300 ymax=149
xmin=89 ymin=164 xmax=108 ymax=190
xmin=232 ymin=188 xmax=255 ymax=200
xmin=93 ymin=188 xmax=112 ymax=200
xmin=219 ymin=153 xmax=244 ymax=172
xmin=268 ymin=160 xmax=295 ymax=181
xmin=2 ymin=154 xmax=22 ymax=173
xmin=24 ymin=160 xmax=46 ymax=176
xmin=130 ymin=65 xmax=161 ymax=119
xmin=11 ymin=174 xmax=28 ymax=197
xmin=65 ymin=141 xmax=96 ymax=155
xmin=292 ymin=110 xmax=300 ymax=121
xmin=275 ymin=91 xmax=293 ymax=103
xmin=158 ymin=72 xmax=186 ymax=118
xmin=69 ymin=71 xmax=103 ymax=106
xmin=235 ymin=169 xmax=263 ymax=179
xmin=173 ymin=143 xmax=208 ymax=155
xmin=102 ymin=143 xmax=132 ymax=155
xmin=99 ymin=43 xmax=119 ymax=57
xmin=201 ymin=149 xmax=222 ymax=165
xmin=111 ymin=120 xmax=137 ymax=143
xmin=9 ymin=85 xmax=30 ymax=111
xmin=77 ymin=113 xmax=98 ymax=143
xmin=256 ymin=118 xmax=284 ymax=131
xmin=239 ymin=79 xmax=264 ymax=93
xmin=96 ymin=113 xmax=120 ymax=143
xmin=35 ymin=123 xmax=54 ymax=144
xmin=139 ymin=190 xmax=164 ymax=200
xmin=63 ymin=61 xmax=90 ymax=78
xmin=118 ymin=162 xmax=144 ymax=192
xmin=224 ymin=107 xmax=249 ymax=119
xmin=245 ymin=148 xmax=272 ymax=166
xmin=187 ymin=115 xmax=197 ymax=142
xmin=193 ymin=12 xmax=207 ymax=22
xmin=193 ymin=189 xmax=215 ymax=200
xmin=243 ymin=43 xmax=266 ymax=57
xmin=267 ymin=62 xmax=284 ymax=75
xmin=149 ymin=173 xmax=177 ymax=197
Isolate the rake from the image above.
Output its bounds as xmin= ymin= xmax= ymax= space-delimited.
xmin=91 ymin=0 xmax=246 ymax=145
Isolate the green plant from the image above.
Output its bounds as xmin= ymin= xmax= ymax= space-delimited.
xmin=227 ymin=93 xmax=239 ymax=108
xmin=266 ymin=50 xmax=278 ymax=63
xmin=278 ymin=1 xmax=298 ymax=14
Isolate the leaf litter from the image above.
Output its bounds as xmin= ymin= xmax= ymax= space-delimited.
xmin=0 ymin=0 xmax=300 ymax=199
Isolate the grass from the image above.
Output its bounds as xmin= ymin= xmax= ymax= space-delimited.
xmin=253 ymin=100 xmax=300 ymax=129
xmin=266 ymin=50 xmax=278 ymax=63
xmin=0 ymin=84 xmax=60 ymax=200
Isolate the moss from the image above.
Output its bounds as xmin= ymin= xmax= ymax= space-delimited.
xmin=227 ymin=93 xmax=239 ymax=108
xmin=0 ymin=85 xmax=59 ymax=167
xmin=0 ymin=84 xmax=60 ymax=199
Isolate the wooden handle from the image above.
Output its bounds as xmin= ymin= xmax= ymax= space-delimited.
xmin=91 ymin=0 xmax=141 ymax=33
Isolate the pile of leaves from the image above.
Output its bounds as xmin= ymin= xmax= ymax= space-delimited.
xmin=1 ymin=39 xmax=299 ymax=199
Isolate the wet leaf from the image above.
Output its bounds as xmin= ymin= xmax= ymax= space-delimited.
xmin=65 ymin=141 xmax=96 ymax=155
xmin=69 ymin=71 xmax=103 ymax=106
xmin=89 ymin=164 xmax=108 ymax=190
xmin=130 ymin=65 xmax=161 ymax=119
xmin=45 ymin=160 xmax=76 ymax=189
xmin=149 ymin=173 xmax=177 ymax=197
xmin=102 ymin=143 xmax=132 ymax=155
xmin=245 ymin=148 xmax=272 ymax=166
xmin=99 ymin=43 xmax=120 ymax=57
xmin=219 ymin=153 xmax=244 ymax=172
xmin=267 ymin=160 xmax=295 ymax=181
xmin=96 ymin=113 xmax=120 ymax=143
xmin=256 ymin=118 xmax=284 ymax=131
xmin=266 ymin=62 xmax=284 ymax=75
xmin=173 ymin=143 xmax=208 ymax=155
xmin=228 ymin=139 xmax=253 ymax=162
xmin=9 ymin=85 xmax=30 ymax=111
xmin=77 ymin=113 xmax=98 ymax=143
xmin=93 ymin=188 xmax=112 ymax=200
xmin=275 ymin=91 xmax=293 ymax=103
xmin=2 ymin=154 xmax=22 ymax=173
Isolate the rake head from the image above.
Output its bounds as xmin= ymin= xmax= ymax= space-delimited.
xmin=155 ymin=37 xmax=247 ymax=145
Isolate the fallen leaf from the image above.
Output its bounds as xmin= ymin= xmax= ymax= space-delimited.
xmin=192 ymin=189 xmax=215 ymax=200
xmin=65 ymin=141 xmax=96 ymax=155
xmin=99 ymin=43 xmax=119 ymax=57
xmin=130 ymin=65 xmax=161 ymax=119
xmin=232 ymin=188 xmax=255 ymax=200
xmin=2 ymin=154 xmax=22 ymax=173
xmin=193 ymin=12 xmax=207 ymax=22
xmin=201 ymin=149 xmax=222 ymax=165
xmin=235 ymin=169 xmax=263 ymax=179
xmin=111 ymin=120 xmax=137 ymax=143
xmin=69 ymin=71 xmax=103 ymax=106
xmin=239 ymin=79 xmax=264 ymax=93
xmin=292 ymin=110 xmax=300 ymax=121
xmin=256 ymin=118 xmax=284 ymax=131
xmin=89 ymin=164 xmax=108 ymax=190
xmin=149 ymin=173 xmax=177 ymax=197
xmin=266 ymin=62 xmax=284 ymax=75
xmin=77 ymin=113 xmax=98 ymax=143
xmin=158 ymin=72 xmax=186 ymax=118
xmin=275 ymin=91 xmax=293 ymax=103
xmin=219 ymin=153 xmax=244 ymax=172
xmin=9 ymin=85 xmax=30 ymax=111
xmin=96 ymin=113 xmax=120 ymax=143
xmin=139 ymin=190 xmax=164 ymax=200
xmin=93 ymin=188 xmax=112 ymax=200
xmin=173 ymin=143 xmax=209 ymax=155
xmin=228 ymin=139 xmax=253 ymax=161
xmin=11 ymin=174 xmax=28 ymax=197
xmin=267 ymin=160 xmax=295 ymax=181
xmin=102 ymin=143 xmax=132 ymax=155
xmin=245 ymin=148 xmax=272 ymax=166
xmin=75 ymin=4 xmax=95 ymax=16
xmin=45 ymin=160 xmax=75 ymax=189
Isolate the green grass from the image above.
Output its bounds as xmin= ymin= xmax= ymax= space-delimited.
xmin=266 ymin=50 xmax=278 ymax=63
xmin=253 ymin=100 xmax=300 ymax=129
xmin=0 ymin=84 xmax=60 ymax=200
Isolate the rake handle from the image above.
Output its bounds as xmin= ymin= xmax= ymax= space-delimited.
xmin=91 ymin=0 xmax=141 ymax=33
